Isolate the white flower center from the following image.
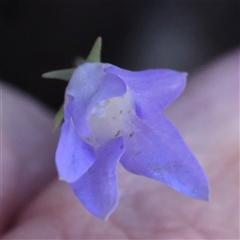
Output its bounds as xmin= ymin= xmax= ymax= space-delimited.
xmin=83 ymin=90 xmax=135 ymax=148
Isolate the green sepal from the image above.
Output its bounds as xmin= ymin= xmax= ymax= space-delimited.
xmin=53 ymin=105 xmax=64 ymax=131
xmin=42 ymin=68 xmax=75 ymax=81
xmin=86 ymin=37 xmax=102 ymax=63
xmin=47 ymin=37 xmax=102 ymax=130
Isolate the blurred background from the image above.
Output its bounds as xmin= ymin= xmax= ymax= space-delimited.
xmin=0 ymin=0 xmax=239 ymax=110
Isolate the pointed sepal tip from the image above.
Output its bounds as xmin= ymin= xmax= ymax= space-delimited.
xmin=86 ymin=37 xmax=102 ymax=63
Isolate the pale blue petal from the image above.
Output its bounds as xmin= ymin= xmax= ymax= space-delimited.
xmin=70 ymin=137 xmax=125 ymax=219
xmin=66 ymin=63 xmax=126 ymax=136
xmin=64 ymin=94 xmax=74 ymax=121
xmin=121 ymin=114 xmax=209 ymax=201
xmin=56 ymin=120 xmax=95 ymax=183
xmin=106 ymin=66 xmax=187 ymax=119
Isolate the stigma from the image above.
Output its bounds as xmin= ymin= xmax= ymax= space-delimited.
xmin=83 ymin=90 xmax=135 ymax=147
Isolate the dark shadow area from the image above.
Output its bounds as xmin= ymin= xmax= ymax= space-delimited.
xmin=0 ymin=0 xmax=239 ymax=109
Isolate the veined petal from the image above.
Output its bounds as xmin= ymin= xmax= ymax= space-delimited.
xmin=56 ymin=120 xmax=95 ymax=183
xmin=106 ymin=66 xmax=187 ymax=119
xmin=66 ymin=63 xmax=127 ymax=136
xmin=120 ymin=114 xmax=209 ymax=201
xmin=70 ymin=137 xmax=125 ymax=219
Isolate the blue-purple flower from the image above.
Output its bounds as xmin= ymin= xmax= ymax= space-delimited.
xmin=55 ymin=62 xmax=209 ymax=219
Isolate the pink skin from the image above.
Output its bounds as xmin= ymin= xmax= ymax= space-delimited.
xmin=1 ymin=49 xmax=239 ymax=239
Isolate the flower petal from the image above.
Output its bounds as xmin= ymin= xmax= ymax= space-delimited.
xmin=120 ymin=114 xmax=209 ymax=201
xmin=66 ymin=63 xmax=127 ymax=136
xmin=106 ymin=66 xmax=187 ymax=119
xmin=56 ymin=120 xmax=95 ymax=183
xmin=70 ymin=137 xmax=125 ymax=219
